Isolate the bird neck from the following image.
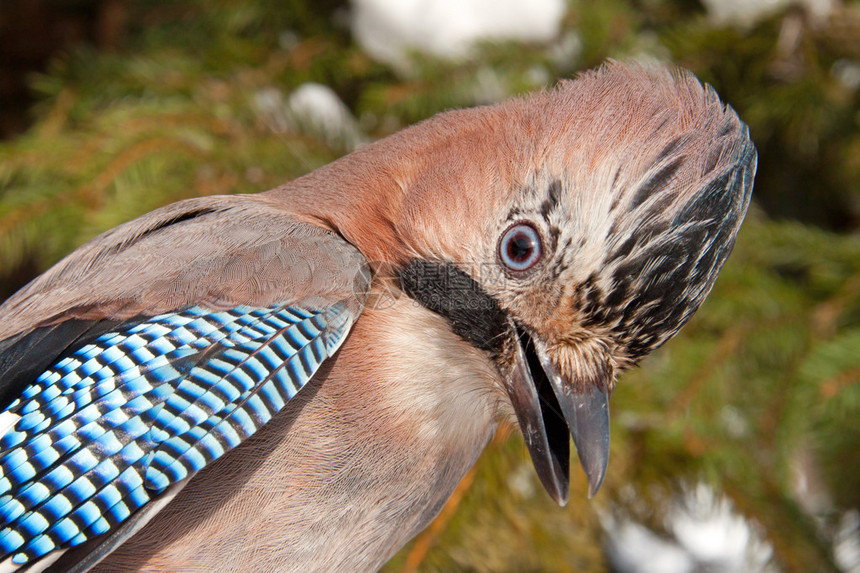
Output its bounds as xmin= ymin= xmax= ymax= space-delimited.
xmin=263 ymin=149 xmax=410 ymax=266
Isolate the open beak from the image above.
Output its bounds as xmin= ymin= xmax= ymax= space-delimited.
xmin=503 ymin=324 xmax=611 ymax=505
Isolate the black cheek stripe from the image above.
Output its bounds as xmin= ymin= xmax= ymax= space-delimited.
xmin=398 ymin=259 xmax=509 ymax=355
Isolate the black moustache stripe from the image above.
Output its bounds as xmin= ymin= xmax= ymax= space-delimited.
xmin=398 ymin=259 xmax=508 ymax=355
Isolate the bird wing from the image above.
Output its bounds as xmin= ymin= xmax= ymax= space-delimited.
xmin=0 ymin=195 xmax=370 ymax=568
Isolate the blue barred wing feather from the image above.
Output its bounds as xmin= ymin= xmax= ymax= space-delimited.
xmin=0 ymin=300 xmax=357 ymax=565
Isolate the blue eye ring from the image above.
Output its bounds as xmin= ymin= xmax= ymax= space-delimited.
xmin=498 ymin=222 xmax=542 ymax=272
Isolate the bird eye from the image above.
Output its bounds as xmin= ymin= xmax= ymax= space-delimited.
xmin=499 ymin=223 xmax=542 ymax=272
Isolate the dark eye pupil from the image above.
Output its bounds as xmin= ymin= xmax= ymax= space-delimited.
xmin=507 ymin=233 xmax=534 ymax=262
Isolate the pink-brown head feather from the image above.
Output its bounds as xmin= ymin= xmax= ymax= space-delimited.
xmin=274 ymin=61 xmax=755 ymax=388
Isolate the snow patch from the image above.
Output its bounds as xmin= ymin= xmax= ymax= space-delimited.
xmin=350 ymin=0 xmax=565 ymax=70
xmin=603 ymin=482 xmax=776 ymax=573
xmin=835 ymin=510 xmax=860 ymax=573
xmin=253 ymin=83 xmax=365 ymax=149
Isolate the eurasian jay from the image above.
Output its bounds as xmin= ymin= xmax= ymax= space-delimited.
xmin=0 ymin=62 xmax=756 ymax=572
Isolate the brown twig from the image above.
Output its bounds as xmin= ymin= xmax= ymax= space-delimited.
xmin=810 ymin=272 xmax=860 ymax=338
xmin=667 ymin=324 xmax=748 ymax=420
xmin=818 ymin=363 xmax=860 ymax=399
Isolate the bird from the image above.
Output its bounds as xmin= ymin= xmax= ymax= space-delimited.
xmin=0 ymin=61 xmax=756 ymax=572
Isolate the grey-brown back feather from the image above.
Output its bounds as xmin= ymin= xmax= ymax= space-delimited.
xmin=0 ymin=194 xmax=368 ymax=341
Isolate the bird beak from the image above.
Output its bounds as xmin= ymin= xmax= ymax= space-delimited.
xmin=503 ymin=325 xmax=611 ymax=505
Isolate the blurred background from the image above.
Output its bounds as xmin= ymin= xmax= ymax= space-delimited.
xmin=0 ymin=0 xmax=858 ymax=571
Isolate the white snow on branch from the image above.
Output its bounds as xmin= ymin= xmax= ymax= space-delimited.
xmin=350 ymin=0 xmax=565 ymax=70
xmin=253 ymin=83 xmax=365 ymax=149
xmin=603 ymin=482 xmax=777 ymax=573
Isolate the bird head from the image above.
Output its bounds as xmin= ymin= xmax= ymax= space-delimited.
xmin=285 ymin=61 xmax=756 ymax=505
